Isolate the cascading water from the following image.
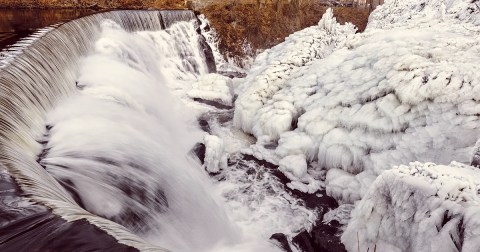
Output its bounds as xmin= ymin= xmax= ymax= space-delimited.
xmin=0 ymin=9 xmax=314 ymax=252
xmin=39 ymin=18 xmax=243 ymax=251
xmin=0 ymin=10 xmax=231 ymax=251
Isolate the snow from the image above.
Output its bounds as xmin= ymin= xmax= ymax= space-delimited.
xmin=232 ymin=0 xmax=480 ymax=204
xmin=188 ymin=73 xmax=233 ymax=106
xmin=204 ymin=134 xmax=228 ymax=173
xmin=342 ymin=161 xmax=480 ymax=252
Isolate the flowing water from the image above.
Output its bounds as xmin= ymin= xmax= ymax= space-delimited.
xmin=0 ymin=9 xmax=315 ymax=252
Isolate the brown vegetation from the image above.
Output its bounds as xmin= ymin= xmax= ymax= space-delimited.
xmin=200 ymin=1 xmax=369 ymax=64
xmin=0 ymin=0 xmax=371 ymax=65
xmin=0 ymin=0 xmax=185 ymax=9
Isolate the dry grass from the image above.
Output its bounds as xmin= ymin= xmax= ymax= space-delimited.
xmin=0 ymin=0 xmax=370 ymax=65
xmin=0 ymin=0 xmax=186 ymax=9
xmin=200 ymin=1 xmax=369 ymax=64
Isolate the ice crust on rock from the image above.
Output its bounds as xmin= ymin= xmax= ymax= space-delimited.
xmin=278 ymin=154 xmax=322 ymax=193
xmin=342 ymin=161 xmax=480 ymax=252
xmin=368 ymin=0 xmax=480 ymax=30
xmin=204 ymin=134 xmax=228 ymax=173
xmin=188 ymin=73 xmax=233 ymax=106
xmin=233 ymin=9 xmax=356 ymax=140
xmin=233 ymin=1 xmax=480 ymax=204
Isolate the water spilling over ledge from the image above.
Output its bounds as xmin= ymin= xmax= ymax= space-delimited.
xmin=0 ymin=10 xmax=225 ymax=251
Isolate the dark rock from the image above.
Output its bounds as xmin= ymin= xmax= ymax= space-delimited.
xmin=292 ymin=230 xmax=315 ymax=252
xmin=270 ymin=233 xmax=293 ymax=252
xmin=198 ymin=35 xmax=217 ymax=73
xmin=264 ymin=142 xmax=278 ymax=150
xmin=197 ymin=117 xmax=211 ymax=133
xmin=217 ymin=70 xmax=247 ymax=79
xmin=301 ymin=193 xmax=339 ymax=225
xmin=310 ymin=222 xmax=346 ymax=252
xmin=291 ymin=222 xmax=346 ymax=252
xmin=196 ymin=109 xmax=234 ymax=134
xmin=471 ymin=151 xmax=480 ymax=168
xmin=191 ymin=142 xmax=206 ymax=164
xmin=193 ymin=98 xmax=233 ymax=110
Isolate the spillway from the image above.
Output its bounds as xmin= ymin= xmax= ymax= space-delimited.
xmin=0 ymin=10 xmax=235 ymax=252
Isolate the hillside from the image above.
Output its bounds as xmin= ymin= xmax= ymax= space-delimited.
xmin=0 ymin=0 xmax=370 ymax=66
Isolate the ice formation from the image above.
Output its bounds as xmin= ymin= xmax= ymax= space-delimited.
xmin=204 ymin=134 xmax=228 ymax=173
xmin=233 ymin=9 xmax=357 ymax=140
xmin=188 ymin=73 xmax=233 ymax=106
xmin=234 ymin=0 xmax=480 ymax=203
xmin=342 ymin=162 xmax=480 ymax=252
xmin=278 ymin=154 xmax=323 ymax=193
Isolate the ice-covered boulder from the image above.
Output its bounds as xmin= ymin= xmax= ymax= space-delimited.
xmin=278 ymin=154 xmax=323 ymax=193
xmin=188 ymin=73 xmax=233 ymax=106
xmin=342 ymin=161 xmax=480 ymax=252
xmin=233 ymin=8 xmax=356 ymax=140
xmin=368 ymin=0 xmax=480 ymax=30
xmin=203 ymin=134 xmax=227 ymax=173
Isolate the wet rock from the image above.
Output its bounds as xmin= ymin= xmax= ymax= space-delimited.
xmin=193 ymin=97 xmax=233 ymax=110
xmin=191 ymin=142 xmax=206 ymax=164
xmin=197 ymin=117 xmax=211 ymax=133
xmin=217 ymin=70 xmax=247 ymax=79
xmin=292 ymin=230 xmax=315 ymax=252
xmin=291 ymin=221 xmax=346 ymax=252
xmin=270 ymin=233 xmax=293 ymax=252
xmin=198 ymin=35 xmax=217 ymax=73
xmin=197 ymin=109 xmax=234 ymax=134
xmin=310 ymin=221 xmax=346 ymax=252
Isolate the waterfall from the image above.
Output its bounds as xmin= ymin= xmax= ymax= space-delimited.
xmin=0 ymin=10 xmax=233 ymax=252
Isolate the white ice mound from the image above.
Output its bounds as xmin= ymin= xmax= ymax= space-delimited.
xmin=342 ymin=161 xmax=480 ymax=252
xmin=188 ymin=73 xmax=233 ymax=106
xmin=278 ymin=154 xmax=323 ymax=193
xmin=368 ymin=0 xmax=480 ymax=30
xmin=233 ymin=8 xmax=356 ymax=140
xmin=204 ymin=134 xmax=227 ymax=173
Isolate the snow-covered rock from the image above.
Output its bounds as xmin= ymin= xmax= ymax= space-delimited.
xmin=233 ymin=9 xmax=356 ymax=140
xmin=204 ymin=134 xmax=228 ymax=173
xmin=188 ymin=73 xmax=233 ymax=106
xmin=470 ymin=138 xmax=480 ymax=168
xmin=368 ymin=0 xmax=480 ymax=30
xmin=279 ymin=155 xmax=308 ymax=180
xmin=278 ymin=154 xmax=323 ymax=193
xmin=342 ymin=161 xmax=480 ymax=252
xmin=233 ymin=0 xmax=480 ymax=203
